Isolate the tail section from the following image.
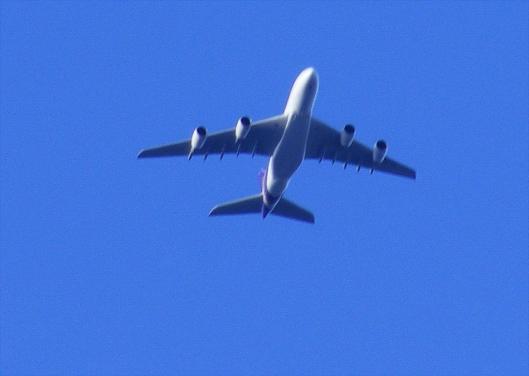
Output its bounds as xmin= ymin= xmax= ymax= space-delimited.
xmin=209 ymin=194 xmax=315 ymax=224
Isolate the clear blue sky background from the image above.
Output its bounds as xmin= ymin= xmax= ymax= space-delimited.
xmin=1 ymin=1 xmax=528 ymax=375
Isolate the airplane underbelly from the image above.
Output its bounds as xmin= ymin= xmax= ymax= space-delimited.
xmin=266 ymin=114 xmax=311 ymax=195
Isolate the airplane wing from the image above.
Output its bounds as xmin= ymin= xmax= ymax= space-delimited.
xmin=138 ymin=115 xmax=287 ymax=159
xmin=305 ymin=118 xmax=416 ymax=179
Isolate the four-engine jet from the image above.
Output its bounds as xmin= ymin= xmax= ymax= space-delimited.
xmin=138 ymin=67 xmax=415 ymax=223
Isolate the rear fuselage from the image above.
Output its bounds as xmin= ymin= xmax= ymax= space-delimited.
xmin=262 ymin=68 xmax=319 ymax=215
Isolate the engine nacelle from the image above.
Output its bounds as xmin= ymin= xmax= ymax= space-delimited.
xmin=373 ymin=139 xmax=388 ymax=163
xmin=235 ymin=116 xmax=251 ymax=142
xmin=340 ymin=124 xmax=355 ymax=147
xmin=191 ymin=126 xmax=207 ymax=152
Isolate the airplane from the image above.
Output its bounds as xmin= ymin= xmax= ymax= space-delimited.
xmin=138 ymin=67 xmax=415 ymax=224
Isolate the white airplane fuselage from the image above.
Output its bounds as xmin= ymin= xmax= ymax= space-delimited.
xmin=262 ymin=67 xmax=319 ymax=216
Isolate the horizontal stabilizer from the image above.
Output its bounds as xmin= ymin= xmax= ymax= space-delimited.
xmin=209 ymin=194 xmax=314 ymax=224
xmin=209 ymin=194 xmax=263 ymax=216
xmin=273 ymin=197 xmax=315 ymax=224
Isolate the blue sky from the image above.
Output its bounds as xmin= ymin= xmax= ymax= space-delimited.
xmin=1 ymin=1 xmax=528 ymax=375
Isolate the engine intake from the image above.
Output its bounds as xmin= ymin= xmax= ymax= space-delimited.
xmin=340 ymin=124 xmax=356 ymax=147
xmin=235 ymin=116 xmax=251 ymax=142
xmin=191 ymin=126 xmax=207 ymax=152
xmin=373 ymin=139 xmax=388 ymax=163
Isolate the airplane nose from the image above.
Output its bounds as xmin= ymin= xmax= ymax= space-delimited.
xmin=304 ymin=67 xmax=317 ymax=78
xmin=303 ymin=67 xmax=319 ymax=87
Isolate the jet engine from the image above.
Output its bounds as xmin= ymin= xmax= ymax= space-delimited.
xmin=340 ymin=124 xmax=355 ymax=147
xmin=191 ymin=126 xmax=207 ymax=152
xmin=373 ymin=139 xmax=388 ymax=163
xmin=235 ymin=116 xmax=251 ymax=142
